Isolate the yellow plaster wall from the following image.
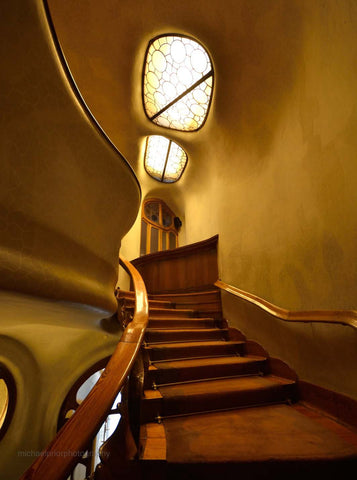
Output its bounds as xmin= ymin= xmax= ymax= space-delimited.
xmin=47 ymin=0 xmax=357 ymax=310
xmin=0 ymin=290 xmax=123 ymax=478
xmin=0 ymin=0 xmax=141 ymax=313
xmin=184 ymin=0 xmax=357 ymax=310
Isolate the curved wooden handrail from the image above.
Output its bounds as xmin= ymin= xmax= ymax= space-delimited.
xmin=43 ymin=0 xmax=141 ymax=194
xmin=215 ymin=279 xmax=357 ymax=331
xmin=132 ymin=234 xmax=218 ymax=267
xmin=20 ymin=257 xmax=148 ymax=480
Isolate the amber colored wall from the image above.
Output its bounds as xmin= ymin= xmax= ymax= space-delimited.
xmin=47 ymin=0 xmax=357 ymax=311
xmin=0 ymin=2 xmax=141 ymax=476
xmin=183 ymin=1 xmax=357 ymax=310
xmin=1 ymin=0 xmax=140 ymax=312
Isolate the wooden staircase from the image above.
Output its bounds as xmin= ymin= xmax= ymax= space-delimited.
xmin=114 ymin=288 xmax=357 ymax=480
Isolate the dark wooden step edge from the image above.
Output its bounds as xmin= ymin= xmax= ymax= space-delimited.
xmin=153 ymin=399 xmax=293 ymax=424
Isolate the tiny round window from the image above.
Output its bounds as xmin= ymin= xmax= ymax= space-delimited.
xmin=0 ymin=364 xmax=16 ymax=440
xmin=143 ymin=34 xmax=214 ymax=131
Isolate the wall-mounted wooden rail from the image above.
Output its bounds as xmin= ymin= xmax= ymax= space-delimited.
xmin=215 ymin=279 xmax=357 ymax=330
xmin=20 ymin=257 xmax=148 ymax=480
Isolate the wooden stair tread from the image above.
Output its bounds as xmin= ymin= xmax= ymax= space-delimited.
xmin=141 ymin=374 xmax=296 ymax=423
xmin=149 ymin=307 xmax=195 ymax=314
xmin=146 ymin=340 xmax=243 ymax=349
xmin=145 ymin=328 xmax=228 ymax=344
xmin=147 ymin=355 xmax=267 ymax=387
xmin=156 ymin=374 xmax=295 ymax=397
xmin=150 ymin=290 xmax=220 ymax=299
xmin=146 ymin=327 xmax=224 ymax=333
xmin=151 ymin=354 xmax=266 ymax=370
xmin=148 ymin=317 xmax=218 ymax=330
xmin=118 ymin=296 xmax=173 ymax=309
xmin=148 ymin=308 xmax=195 ymax=319
xmin=148 ymin=316 xmax=215 ymax=322
xmin=145 ymin=339 xmax=245 ymax=362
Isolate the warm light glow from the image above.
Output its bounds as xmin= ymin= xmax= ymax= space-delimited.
xmin=144 ymin=135 xmax=188 ymax=183
xmin=0 ymin=379 xmax=8 ymax=430
xmin=143 ymin=35 xmax=213 ymax=131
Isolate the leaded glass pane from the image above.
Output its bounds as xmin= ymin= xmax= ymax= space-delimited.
xmin=143 ymin=35 xmax=213 ymax=131
xmin=144 ymin=201 xmax=160 ymax=224
xmin=144 ymin=136 xmax=187 ymax=183
xmin=151 ymin=227 xmax=159 ymax=253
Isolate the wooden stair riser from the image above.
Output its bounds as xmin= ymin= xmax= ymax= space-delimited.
xmin=171 ymin=303 xmax=222 ymax=320
xmin=150 ymin=291 xmax=221 ymax=304
xmin=148 ymin=318 xmax=218 ymax=329
xmin=149 ymin=308 xmax=195 ymax=318
xmin=120 ymin=298 xmax=174 ymax=309
xmin=120 ymin=304 xmax=197 ymax=319
xmin=145 ymin=342 xmax=245 ymax=362
xmin=146 ymin=358 xmax=268 ymax=388
xmin=141 ymin=382 xmax=297 ymax=422
xmin=145 ymin=328 xmax=229 ymax=344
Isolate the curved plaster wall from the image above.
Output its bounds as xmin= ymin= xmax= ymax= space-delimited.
xmin=0 ymin=0 xmax=141 ymax=313
xmin=0 ymin=291 xmax=123 ymax=479
xmin=47 ymin=0 xmax=357 ymax=311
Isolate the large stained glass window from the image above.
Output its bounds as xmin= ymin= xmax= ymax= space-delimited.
xmin=143 ymin=35 xmax=214 ymax=131
xmin=144 ymin=135 xmax=188 ymax=183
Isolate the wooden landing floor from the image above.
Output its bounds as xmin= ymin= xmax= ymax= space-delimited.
xmin=163 ymin=403 xmax=357 ymax=463
xmin=140 ymin=403 xmax=357 ymax=480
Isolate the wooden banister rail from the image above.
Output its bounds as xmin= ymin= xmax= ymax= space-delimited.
xmin=20 ymin=257 xmax=148 ymax=480
xmin=215 ymin=279 xmax=357 ymax=331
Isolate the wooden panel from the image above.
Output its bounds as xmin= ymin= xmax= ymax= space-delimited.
xmin=298 ymin=381 xmax=357 ymax=430
xmin=132 ymin=235 xmax=219 ymax=294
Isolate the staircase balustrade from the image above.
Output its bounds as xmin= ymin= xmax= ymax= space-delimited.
xmin=19 ymin=257 xmax=148 ymax=480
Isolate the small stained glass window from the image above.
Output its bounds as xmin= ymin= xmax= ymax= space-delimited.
xmin=140 ymin=199 xmax=180 ymax=255
xmin=144 ymin=135 xmax=188 ymax=183
xmin=143 ymin=35 xmax=214 ymax=131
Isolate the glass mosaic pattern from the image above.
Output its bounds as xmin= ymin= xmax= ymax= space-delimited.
xmin=144 ymin=135 xmax=188 ymax=183
xmin=143 ymin=35 xmax=213 ymax=131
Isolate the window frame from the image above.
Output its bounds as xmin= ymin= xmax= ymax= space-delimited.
xmin=141 ymin=198 xmax=179 ymax=255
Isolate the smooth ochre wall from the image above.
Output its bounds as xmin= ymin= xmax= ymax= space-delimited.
xmin=183 ymin=0 xmax=357 ymax=310
xmin=1 ymin=0 xmax=140 ymax=313
xmin=1 ymin=2 xmax=140 ymax=477
xmin=47 ymin=0 xmax=357 ymax=311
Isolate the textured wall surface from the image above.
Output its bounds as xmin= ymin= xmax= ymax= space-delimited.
xmin=0 ymin=0 xmax=140 ymax=313
xmin=47 ymin=0 xmax=357 ymax=310
xmin=0 ymin=291 xmax=122 ymax=479
xmin=0 ymin=2 xmax=141 ymax=477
